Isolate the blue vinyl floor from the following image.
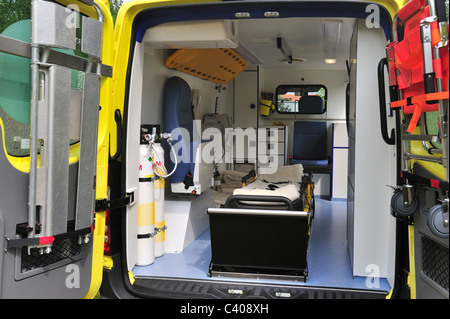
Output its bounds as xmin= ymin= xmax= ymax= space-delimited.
xmin=132 ymin=199 xmax=391 ymax=292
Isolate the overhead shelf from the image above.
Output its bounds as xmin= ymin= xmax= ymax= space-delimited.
xmin=165 ymin=48 xmax=248 ymax=84
xmin=143 ymin=20 xmax=238 ymax=49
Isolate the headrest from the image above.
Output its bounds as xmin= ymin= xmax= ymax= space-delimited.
xmin=298 ymin=95 xmax=324 ymax=114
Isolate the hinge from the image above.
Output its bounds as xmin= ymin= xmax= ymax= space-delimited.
xmin=95 ymin=192 xmax=135 ymax=212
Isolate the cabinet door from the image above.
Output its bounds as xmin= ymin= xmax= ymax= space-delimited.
xmin=234 ymin=71 xmax=257 ymax=128
xmin=332 ymin=148 xmax=348 ymax=198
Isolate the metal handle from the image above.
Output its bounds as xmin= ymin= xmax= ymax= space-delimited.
xmin=207 ymin=207 xmax=308 ymax=217
xmin=110 ymin=109 xmax=122 ymax=161
xmin=377 ymin=58 xmax=396 ymax=145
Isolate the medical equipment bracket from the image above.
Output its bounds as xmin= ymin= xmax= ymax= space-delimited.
xmin=20 ymin=0 xmax=104 ymax=253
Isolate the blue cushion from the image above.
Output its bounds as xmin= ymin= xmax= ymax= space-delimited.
xmin=290 ymin=158 xmax=328 ymax=167
xmin=164 ymin=76 xmax=193 ymax=136
xmin=164 ymin=76 xmax=197 ymax=183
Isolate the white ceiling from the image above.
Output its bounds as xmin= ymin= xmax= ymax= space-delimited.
xmin=144 ymin=16 xmax=357 ymax=71
xmin=234 ymin=17 xmax=357 ymax=71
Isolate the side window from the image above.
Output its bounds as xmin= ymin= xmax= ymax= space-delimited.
xmin=276 ymin=85 xmax=327 ymax=114
xmin=0 ymin=11 xmax=32 ymax=157
xmin=0 ymin=2 xmax=84 ymax=157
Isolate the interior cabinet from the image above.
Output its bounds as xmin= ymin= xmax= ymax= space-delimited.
xmin=332 ymin=123 xmax=348 ymax=199
xmin=234 ymin=70 xmax=258 ymax=128
xmin=346 ymin=20 xmax=397 ymax=279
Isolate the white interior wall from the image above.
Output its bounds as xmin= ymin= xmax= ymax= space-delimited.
xmin=125 ymin=42 xmax=145 ymax=270
xmin=259 ymin=68 xmax=349 ymax=158
xmin=141 ymin=47 xmax=230 ymax=135
xmin=351 ymin=20 xmax=397 ymax=286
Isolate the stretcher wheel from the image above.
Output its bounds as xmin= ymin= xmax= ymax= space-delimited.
xmin=426 ymin=204 xmax=449 ymax=238
xmin=391 ymin=190 xmax=418 ymax=217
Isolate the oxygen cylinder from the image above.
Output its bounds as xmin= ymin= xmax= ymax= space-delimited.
xmin=152 ymin=142 xmax=166 ymax=257
xmin=136 ymin=143 xmax=155 ymax=266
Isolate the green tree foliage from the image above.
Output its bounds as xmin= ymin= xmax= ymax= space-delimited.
xmin=109 ymin=0 xmax=123 ymax=25
xmin=0 ymin=0 xmax=31 ymax=34
xmin=0 ymin=0 xmax=123 ymax=34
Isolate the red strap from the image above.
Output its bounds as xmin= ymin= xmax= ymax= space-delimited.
xmin=391 ymin=91 xmax=449 ymax=109
xmin=391 ymin=91 xmax=448 ymax=133
xmin=430 ymin=22 xmax=442 ymax=48
xmin=430 ymin=179 xmax=440 ymax=189
xmin=407 ymin=102 xmax=423 ymax=133
xmin=433 ymin=58 xmax=443 ymax=79
xmin=38 ymin=236 xmax=55 ymax=245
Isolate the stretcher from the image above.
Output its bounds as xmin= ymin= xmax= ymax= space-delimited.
xmin=207 ymin=164 xmax=314 ymax=281
xmin=379 ymin=0 xmax=449 ymax=223
xmin=226 ymin=164 xmax=313 ymax=212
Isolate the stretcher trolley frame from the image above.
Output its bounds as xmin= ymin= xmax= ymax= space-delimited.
xmin=207 ymin=206 xmax=311 ymax=282
xmin=380 ymin=0 xmax=449 ymax=222
xmin=207 ymin=174 xmax=314 ymax=282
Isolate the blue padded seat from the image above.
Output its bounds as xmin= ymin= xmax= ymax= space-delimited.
xmin=290 ymin=121 xmax=328 ymax=168
xmin=290 ymin=158 xmax=329 ymax=167
xmin=164 ymin=76 xmax=199 ymax=184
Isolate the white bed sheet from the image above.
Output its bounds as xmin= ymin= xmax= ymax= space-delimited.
xmin=233 ymin=164 xmax=304 ymax=203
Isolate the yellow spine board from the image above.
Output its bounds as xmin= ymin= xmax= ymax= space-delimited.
xmin=165 ymin=48 xmax=248 ymax=84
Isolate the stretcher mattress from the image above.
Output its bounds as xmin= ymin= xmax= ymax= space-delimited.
xmin=233 ymin=183 xmax=299 ymax=203
xmin=232 ymin=164 xmax=304 ymax=204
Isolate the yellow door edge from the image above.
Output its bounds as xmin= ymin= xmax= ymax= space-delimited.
xmin=366 ymin=0 xmax=408 ymax=19
xmin=408 ymin=225 xmax=417 ymax=299
xmin=84 ymin=0 xmax=114 ymax=299
xmin=128 ymin=270 xmax=136 ymax=285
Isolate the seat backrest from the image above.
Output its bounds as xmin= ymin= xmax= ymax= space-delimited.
xmin=292 ymin=121 xmax=327 ymax=160
xmin=164 ymin=76 xmax=193 ymax=137
xmin=164 ymin=76 xmax=195 ymax=183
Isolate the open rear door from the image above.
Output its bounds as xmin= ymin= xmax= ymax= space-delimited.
xmin=381 ymin=0 xmax=449 ymax=299
xmin=0 ymin=0 xmax=113 ymax=298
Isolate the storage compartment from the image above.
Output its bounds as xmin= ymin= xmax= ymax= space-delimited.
xmin=143 ymin=20 xmax=238 ymax=49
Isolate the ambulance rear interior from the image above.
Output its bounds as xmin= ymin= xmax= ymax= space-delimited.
xmin=108 ymin=2 xmax=399 ymax=299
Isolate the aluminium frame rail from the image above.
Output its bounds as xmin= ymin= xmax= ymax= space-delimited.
xmin=1 ymin=0 xmax=110 ymax=252
xmin=386 ymin=0 xmax=449 ymax=228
